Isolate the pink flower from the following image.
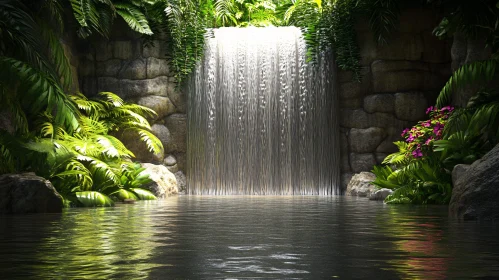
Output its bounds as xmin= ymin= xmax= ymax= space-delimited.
xmin=412 ymin=148 xmax=423 ymax=158
xmin=401 ymin=128 xmax=410 ymax=137
xmin=425 ymin=137 xmax=433 ymax=145
xmin=426 ymin=106 xmax=435 ymax=114
xmin=441 ymin=106 xmax=454 ymax=112
xmin=422 ymin=120 xmax=431 ymax=127
xmin=433 ymin=122 xmax=444 ymax=134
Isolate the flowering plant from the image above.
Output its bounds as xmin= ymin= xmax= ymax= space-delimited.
xmin=401 ymin=106 xmax=454 ymax=158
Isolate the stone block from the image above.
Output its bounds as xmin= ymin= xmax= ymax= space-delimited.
xmin=349 ymin=127 xmax=386 ymax=153
xmin=143 ymin=40 xmax=168 ymax=59
xmin=376 ymin=139 xmax=398 ymax=154
xmin=340 ymin=98 xmax=363 ymax=109
xmin=98 ymin=77 xmax=170 ymax=100
xmin=394 ymin=92 xmax=427 ymax=121
xmin=364 ymin=94 xmax=395 ymax=113
xmin=349 ymin=153 xmax=377 ymax=173
xmin=97 ymin=77 xmax=121 ymax=96
xmin=94 ymin=41 xmax=113 ymax=61
xmin=113 ymin=41 xmax=133 ymax=60
xmin=164 ymin=155 xmax=177 ymax=166
xmin=371 ymin=60 xmax=447 ymax=93
xmin=175 ymin=152 xmax=186 ymax=172
xmin=165 ymin=114 xmax=187 ymax=154
xmin=376 ymin=33 xmax=424 ymax=61
xmin=96 ymin=59 xmax=122 ymax=77
xmin=120 ymin=59 xmax=147 ymax=80
xmin=169 ymin=88 xmax=187 ymax=113
xmin=340 ymin=109 xmax=406 ymax=130
xmin=151 ymin=124 xmax=171 ymax=149
xmin=375 ymin=153 xmax=389 ymax=164
xmin=137 ymin=96 xmax=176 ymax=120
xmin=147 ymin=57 xmax=170 ymax=78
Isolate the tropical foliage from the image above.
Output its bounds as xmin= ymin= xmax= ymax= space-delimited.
xmin=0 ymin=0 xmax=162 ymax=207
xmin=374 ymin=61 xmax=499 ymax=204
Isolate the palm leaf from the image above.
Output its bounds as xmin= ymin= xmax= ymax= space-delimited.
xmin=115 ymin=3 xmax=153 ymax=35
xmin=130 ymin=188 xmax=157 ymax=200
xmin=76 ymin=191 xmax=115 ymax=206
xmin=436 ymin=59 xmax=498 ymax=108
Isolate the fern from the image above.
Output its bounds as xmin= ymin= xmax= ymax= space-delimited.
xmin=436 ymin=59 xmax=498 ymax=108
xmin=115 ymin=2 xmax=153 ymax=35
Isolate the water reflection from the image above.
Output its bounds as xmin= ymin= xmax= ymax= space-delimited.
xmin=0 ymin=196 xmax=498 ymax=279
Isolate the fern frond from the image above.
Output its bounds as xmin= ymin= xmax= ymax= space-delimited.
xmin=131 ymin=128 xmax=164 ymax=155
xmin=115 ymin=3 xmax=153 ymax=35
xmin=0 ymin=57 xmax=79 ymax=132
xmin=436 ymin=59 xmax=498 ymax=108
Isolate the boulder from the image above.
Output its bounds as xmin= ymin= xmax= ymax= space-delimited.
xmin=369 ymin=188 xmax=393 ymax=201
xmin=394 ymin=92 xmax=427 ymax=121
xmin=140 ymin=163 xmax=178 ymax=198
xmin=349 ymin=153 xmax=377 ymax=173
xmin=136 ymin=96 xmax=176 ymax=120
xmin=163 ymin=155 xmax=177 ymax=166
xmin=349 ymin=127 xmax=386 ymax=153
xmin=449 ymin=144 xmax=499 ymax=220
xmin=0 ymin=173 xmax=63 ymax=214
xmin=345 ymin=172 xmax=376 ymax=197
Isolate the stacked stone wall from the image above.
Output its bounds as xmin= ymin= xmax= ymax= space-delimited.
xmin=78 ymin=21 xmax=186 ymax=190
xmin=338 ymin=7 xmax=452 ymax=191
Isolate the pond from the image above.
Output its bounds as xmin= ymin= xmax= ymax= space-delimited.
xmin=1 ymin=196 xmax=498 ymax=279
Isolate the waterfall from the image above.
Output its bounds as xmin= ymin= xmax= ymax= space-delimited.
xmin=187 ymin=27 xmax=340 ymax=195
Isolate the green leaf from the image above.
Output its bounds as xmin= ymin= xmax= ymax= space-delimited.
xmin=76 ymin=191 xmax=115 ymax=207
xmin=130 ymin=188 xmax=157 ymax=200
xmin=112 ymin=189 xmax=139 ymax=201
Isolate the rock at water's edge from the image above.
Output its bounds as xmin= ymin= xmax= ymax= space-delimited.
xmin=140 ymin=163 xmax=178 ymax=198
xmin=449 ymin=144 xmax=499 ymax=220
xmin=345 ymin=172 xmax=376 ymax=197
xmin=369 ymin=188 xmax=393 ymax=201
xmin=0 ymin=173 xmax=63 ymax=214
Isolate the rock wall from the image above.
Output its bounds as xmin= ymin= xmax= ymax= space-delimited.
xmin=77 ymin=9 xmax=453 ymax=194
xmin=338 ymin=7 xmax=452 ymax=192
xmin=78 ymin=21 xmax=187 ymax=184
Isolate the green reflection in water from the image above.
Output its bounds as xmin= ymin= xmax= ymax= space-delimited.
xmin=374 ymin=205 xmax=449 ymax=280
xmin=33 ymin=201 xmax=176 ymax=279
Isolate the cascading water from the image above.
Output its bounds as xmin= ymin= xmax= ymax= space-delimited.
xmin=187 ymin=27 xmax=340 ymax=195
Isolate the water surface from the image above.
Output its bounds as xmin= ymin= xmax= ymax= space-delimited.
xmin=1 ymin=196 xmax=498 ymax=279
